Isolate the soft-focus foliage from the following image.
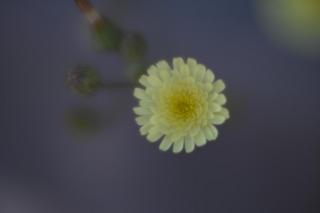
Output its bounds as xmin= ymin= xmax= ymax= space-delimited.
xmin=256 ymin=0 xmax=320 ymax=56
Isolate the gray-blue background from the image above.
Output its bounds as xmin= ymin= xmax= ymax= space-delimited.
xmin=0 ymin=0 xmax=319 ymax=212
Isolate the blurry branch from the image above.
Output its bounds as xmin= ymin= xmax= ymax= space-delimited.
xmin=74 ymin=0 xmax=148 ymax=82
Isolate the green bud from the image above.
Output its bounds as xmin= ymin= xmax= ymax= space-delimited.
xmin=66 ymin=65 xmax=103 ymax=96
xmin=93 ymin=19 xmax=124 ymax=51
xmin=120 ymin=33 xmax=147 ymax=62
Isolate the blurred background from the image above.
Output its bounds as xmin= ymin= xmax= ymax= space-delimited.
xmin=0 ymin=0 xmax=319 ymax=212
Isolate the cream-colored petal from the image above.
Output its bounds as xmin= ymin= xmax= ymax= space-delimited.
xmin=139 ymin=100 xmax=153 ymax=108
xmin=218 ymin=107 xmax=230 ymax=119
xmin=204 ymin=69 xmax=215 ymax=83
xmin=184 ymin=136 xmax=195 ymax=153
xmin=133 ymin=88 xmax=148 ymax=100
xmin=195 ymin=131 xmax=207 ymax=147
xmin=210 ymin=126 xmax=218 ymax=140
xmin=133 ymin=107 xmax=151 ymax=115
xmin=214 ymin=94 xmax=227 ymax=105
xmin=203 ymin=126 xmax=212 ymax=140
xmin=156 ymin=60 xmax=171 ymax=70
xmin=187 ymin=58 xmax=198 ymax=76
xmin=173 ymin=57 xmax=184 ymax=71
xmin=147 ymin=127 xmax=162 ymax=142
xmin=209 ymin=102 xmax=222 ymax=112
xmin=138 ymin=75 xmax=150 ymax=87
xmin=190 ymin=126 xmax=200 ymax=137
xmin=147 ymin=65 xmax=158 ymax=76
xmin=159 ymin=69 xmax=170 ymax=81
xmin=173 ymin=138 xmax=184 ymax=153
xmin=196 ymin=64 xmax=206 ymax=81
xmin=140 ymin=124 xmax=152 ymax=135
xmin=211 ymin=115 xmax=226 ymax=125
xmin=212 ymin=80 xmax=225 ymax=93
xmin=147 ymin=75 xmax=162 ymax=87
xmin=135 ymin=116 xmax=149 ymax=126
xmin=159 ymin=136 xmax=173 ymax=151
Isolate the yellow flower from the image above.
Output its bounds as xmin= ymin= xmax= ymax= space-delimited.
xmin=133 ymin=58 xmax=229 ymax=153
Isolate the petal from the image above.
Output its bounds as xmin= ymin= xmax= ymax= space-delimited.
xmin=204 ymin=125 xmax=218 ymax=141
xmin=209 ymin=102 xmax=222 ymax=112
xmin=190 ymin=126 xmax=200 ymax=137
xmin=135 ymin=116 xmax=149 ymax=126
xmin=195 ymin=131 xmax=207 ymax=147
xmin=196 ymin=64 xmax=206 ymax=81
xmin=211 ymin=115 xmax=226 ymax=125
xmin=138 ymin=75 xmax=150 ymax=87
xmin=133 ymin=88 xmax=148 ymax=99
xmin=210 ymin=126 xmax=218 ymax=140
xmin=212 ymin=80 xmax=226 ymax=93
xmin=159 ymin=69 xmax=170 ymax=81
xmin=140 ymin=124 xmax=151 ymax=135
xmin=214 ymin=94 xmax=227 ymax=105
xmin=173 ymin=138 xmax=184 ymax=153
xmin=156 ymin=60 xmax=171 ymax=70
xmin=204 ymin=69 xmax=215 ymax=83
xmin=218 ymin=107 xmax=230 ymax=119
xmin=187 ymin=58 xmax=198 ymax=76
xmin=203 ymin=126 xmax=213 ymax=140
xmin=184 ymin=136 xmax=195 ymax=153
xmin=147 ymin=75 xmax=162 ymax=87
xmin=133 ymin=107 xmax=151 ymax=115
xmin=147 ymin=127 xmax=163 ymax=142
xmin=147 ymin=65 xmax=158 ymax=76
xmin=159 ymin=136 xmax=173 ymax=151
xmin=173 ymin=57 xmax=184 ymax=71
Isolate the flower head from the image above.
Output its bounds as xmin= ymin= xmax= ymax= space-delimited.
xmin=133 ymin=58 xmax=230 ymax=153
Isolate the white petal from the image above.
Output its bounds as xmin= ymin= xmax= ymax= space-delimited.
xmin=159 ymin=136 xmax=173 ymax=151
xmin=212 ymin=80 xmax=226 ymax=93
xmin=184 ymin=136 xmax=195 ymax=153
xmin=173 ymin=138 xmax=184 ymax=153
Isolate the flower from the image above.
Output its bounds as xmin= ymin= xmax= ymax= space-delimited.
xmin=133 ymin=58 xmax=230 ymax=153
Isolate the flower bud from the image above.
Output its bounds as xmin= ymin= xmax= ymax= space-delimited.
xmin=120 ymin=33 xmax=147 ymax=62
xmin=66 ymin=66 xmax=103 ymax=96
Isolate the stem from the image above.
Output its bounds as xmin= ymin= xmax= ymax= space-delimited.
xmin=74 ymin=0 xmax=101 ymax=24
xmin=102 ymin=82 xmax=135 ymax=89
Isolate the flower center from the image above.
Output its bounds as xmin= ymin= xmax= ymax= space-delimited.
xmin=164 ymin=86 xmax=201 ymax=124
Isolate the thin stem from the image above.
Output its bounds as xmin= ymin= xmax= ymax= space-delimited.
xmin=102 ymin=82 xmax=135 ymax=89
